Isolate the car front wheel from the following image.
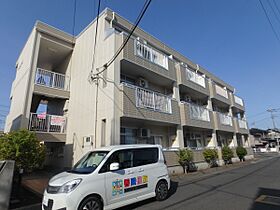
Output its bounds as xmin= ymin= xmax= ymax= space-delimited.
xmin=78 ymin=196 xmax=102 ymax=210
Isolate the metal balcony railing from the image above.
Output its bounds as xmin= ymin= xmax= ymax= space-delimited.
xmin=35 ymin=68 xmax=69 ymax=90
xmin=135 ymin=40 xmax=169 ymax=69
xmin=215 ymin=85 xmax=228 ymax=99
xmin=219 ymin=113 xmax=232 ymax=126
xmin=186 ymin=68 xmax=206 ymax=88
xmin=189 ymin=103 xmax=210 ymax=121
xmin=238 ymin=119 xmax=248 ymax=129
xmin=234 ymin=95 xmax=244 ymax=106
xmin=29 ymin=113 xmax=67 ymax=133
xmin=124 ymin=84 xmax=172 ymax=114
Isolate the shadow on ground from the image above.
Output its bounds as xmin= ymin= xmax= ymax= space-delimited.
xmin=250 ymin=187 xmax=280 ymax=210
xmin=117 ymin=180 xmax=178 ymax=210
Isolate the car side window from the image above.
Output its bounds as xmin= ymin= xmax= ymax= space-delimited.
xmin=133 ymin=148 xmax=158 ymax=167
xmin=99 ymin=149 xmax=134 ymax=173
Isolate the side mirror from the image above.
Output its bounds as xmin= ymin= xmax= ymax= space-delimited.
xmin=110 ymin=162 xmax=119 ymax=171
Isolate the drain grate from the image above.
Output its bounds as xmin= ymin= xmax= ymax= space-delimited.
xmin=256 ymin=195 xmax=280 ymax=206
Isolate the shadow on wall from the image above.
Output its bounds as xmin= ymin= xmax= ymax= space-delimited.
xmin=9 ymin=114 xmax=26 ymax=131
xmin=250 ymin=187 xmax=280 ymax=210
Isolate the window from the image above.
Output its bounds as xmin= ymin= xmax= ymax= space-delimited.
xmin=120 ymin=127 xmax=137 ymax=144
xmin=120 ymin=74 xmax=136 ymax=85
xmin=99 ymin=149 xmax=133 ymax=173
xmin=185 ymin=133 xmax=205 ymax=149
xmin=133 ymin=148 xmax=158 ymax=167
xmin=99 ymin=148 xmax=158 ymax=173
xmin=69 ymin=151 xmax=108 ymax=174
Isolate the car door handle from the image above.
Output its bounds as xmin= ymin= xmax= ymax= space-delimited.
xmin=127 ymin=170 xmax=134 ymax=175
xmin=138 ymin=168 xmax=144 ymax=172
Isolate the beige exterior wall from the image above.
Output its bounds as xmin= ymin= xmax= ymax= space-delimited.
xmin=5 ymin=29 xmax=37 ymax=132
xmin=5 ymin=8 xmax=251 ymax=168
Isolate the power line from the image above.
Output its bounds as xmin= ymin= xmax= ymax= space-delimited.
xmin=247 ymin=111 xmax=267 ymax=119
xmin=258 ymin=0 xmax=280 ymax=43
xmin=72 ymin=0 xmax=77 ymax=36
xmin=272 ymin=0 xmax=280 ymax=16
xmin=267 ymin=0 xmax=280 ymax=25
xmin=90 ymin=0 xmax=101 ymax=73
xmin=95 ymin=0 xmax=153 ymax=76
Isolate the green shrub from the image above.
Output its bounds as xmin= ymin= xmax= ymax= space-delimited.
xmin=178 ymin=148 xmax=194 ymax=173
xmin=236 ymin=146 xmax=247 ymax=161
xmin=222 ymin=146 xmax=234 ymax=164
xmin=0 ymin=130 xmax=46 ymax=172
xmin=203 ymin=148 xmax=218 ymax=167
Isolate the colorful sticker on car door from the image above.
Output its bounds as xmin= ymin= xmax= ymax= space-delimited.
xmin=112 ymin=179 xmax=123 ymax=196
xmin=123 ymin=175 xmax=148 ymax=193
xmin=112 ymin=175 xmax=148 ymax=196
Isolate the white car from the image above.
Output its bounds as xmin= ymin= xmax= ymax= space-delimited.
xmin=42 ymin=144 xmax=170 ymax=210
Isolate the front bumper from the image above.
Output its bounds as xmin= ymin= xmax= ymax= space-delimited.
xmin=42 ymin=191 xmax=76 ymax=210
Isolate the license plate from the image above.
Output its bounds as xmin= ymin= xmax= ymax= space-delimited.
xmin=42 ymin=196 xmax=48 ymax=206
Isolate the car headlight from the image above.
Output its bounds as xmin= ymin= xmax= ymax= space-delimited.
xmin=57 ymin=178 xmax=82 ymax=193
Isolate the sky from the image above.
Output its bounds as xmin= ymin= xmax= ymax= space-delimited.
xmin=1 ymin=0 xmax=280 ymax=130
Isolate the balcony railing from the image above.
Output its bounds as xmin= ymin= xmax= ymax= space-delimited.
xmin=238 ymin=119 xmax=248 ymax=129
xmin=215 ymin=85 xmax=228 ymax=99
xmin=186 ymin=68 xmax=206 ymax=88
xmin=189 ymin=103 xmax=210 ymax=121
xmin=29 ymin=113 xmax=67 ymax=133
xmin=234 ymin=95 xmax=244 ymax=106
xmin=132 ymin=84 xmax=172 ymax=114
xmin=219 ymin=113 xmax=232 ymax=126
xmin=35 ymin=68 xmax=68 ymax=90
xmin=135 ymin=40 xmax=169 ymax=69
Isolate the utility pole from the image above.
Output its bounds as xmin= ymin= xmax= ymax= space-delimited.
xmin=267 ymin=109 xmax=277 ymax=129
xmin=267 ymin=108 xmax=279 ymax=152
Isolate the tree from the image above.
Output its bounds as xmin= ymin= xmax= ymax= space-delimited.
xmin=178 ymin=148 xmax=194 ymax=173
xmin=236 ymin=146 xmax=247 ymax=162
xmin=203 ymin=148 xmax=218 ymax=167
xmin=222 ymin=146 xmax=234 ymax=165
xmin=0 ymin=130 xmax=46 ymax=172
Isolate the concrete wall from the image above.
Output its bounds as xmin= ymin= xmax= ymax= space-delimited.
xmin=0 ymin=160 xmax=15 ymax=210
xmin=66 ymin=13 xmax=119 ymax=165
xmin=5 ymin=30 xmax=36 ymax=132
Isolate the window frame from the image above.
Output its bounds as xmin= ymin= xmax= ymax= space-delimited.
xmin=98 ymin=147 xmax=159 ymax=174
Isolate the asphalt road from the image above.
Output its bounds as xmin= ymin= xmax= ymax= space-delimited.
xmin=120 ymin=153 xmax=280 ymax=210
xmin=14 ymin=153 xmax=280 ymax=210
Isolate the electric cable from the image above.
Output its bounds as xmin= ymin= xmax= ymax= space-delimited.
xmin=95 ymin=0 xmax=152 ymax=76
xmin=258 ymin=0 xmax=280 ymax=43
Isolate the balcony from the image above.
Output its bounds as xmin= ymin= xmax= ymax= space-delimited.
xmin=28 ymin=113 xmax=67 ymax=143
xmin=33 ymin=68 xmax=70 ymax=99
xmin=213 ymin=112 xmax=235 ymax=132
xmin=120 ymin=83 xmax=180 ymax=125
xmin=120 ymin=34 xmax=176 ymax=82
xmin=177 ymin=65 xmax=210 ymax=96
xmin=233 ymin=118 xmax=249 ymax=134
xmin=230 ymin=94 xmax=245 ymax=111
xmin=29 ymin=113 xmax=66 ymax=133
xmin=180 ymin=102 xmax=214 ymax=130
xmin=135 ymin=40 xmax=169 ymax=70
xmin=210 ymin=84 xmax=231 ymax=105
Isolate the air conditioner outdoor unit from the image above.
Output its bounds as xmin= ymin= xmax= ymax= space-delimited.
xmin=138 ymin=128 xmax=151 ymax=138
xmin=138 ymin=78 xmax=148 ymax=88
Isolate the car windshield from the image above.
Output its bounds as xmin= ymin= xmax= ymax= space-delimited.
xmin=68 ymin=151 xmax=109 ymax=174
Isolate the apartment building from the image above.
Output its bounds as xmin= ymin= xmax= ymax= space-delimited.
xmin=5 ymin=8 xmax=250 ymax=168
